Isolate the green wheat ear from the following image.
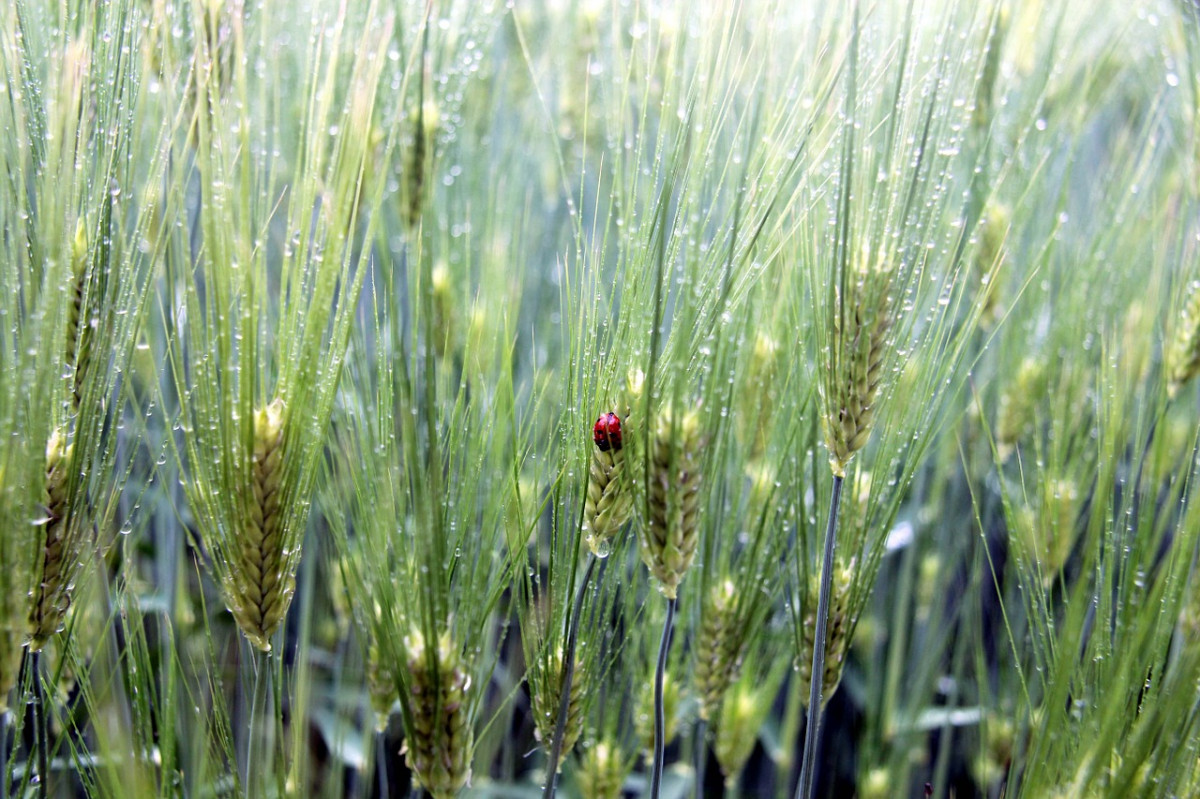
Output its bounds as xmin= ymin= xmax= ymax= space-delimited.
xmin=532 ymin=646 xmax=588 ymax=765
xmin=639 ymin=407 xmax=702 ymax=599
xmin=405 ymin=627 xmax=473 ymax=799
xmin=635 ymin=668 xmax=682 ymax=755
xmin=695 ymin=579 xmax=741 ymax=722
xmin=996 ymin=357 xmax=1045 ymax=460
xmin=366 ymin=640 xmax=398 ymax=732
xmin=798 ymin=562 xmax=855 ymax=708
xmin=227 ymin=398 xmax=291 ymax=651
xmin=66 ymin=218 xmax=93 ymax=413
xmin=1167 ymin=280 xmax=1200 ymax=398
xmin=713 ymin=680 xmax=763 ymax=788
xmin=29 ymin=428 xmax=80 ymax=652
xmin=823 ymin=245 xmax=894 ymax=478
xmin=584 ymin=421 xmax=633 ymax=558
xmin=578 ymin=740 xmax=631 ymax=799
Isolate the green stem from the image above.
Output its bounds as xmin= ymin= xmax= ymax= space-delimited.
xmin=376 ymin=730 xmax=390 ymax=799
xmin=543 ymin=552 xmax=597 ymax=799
xmin=795 ymin=474 xmax=844 ymax=799
xmin=880 ymin=529 xmax=917 ymax=745
xmin=1 ymin=709 xmax=9 ymax=799
xmin=693 ymin=718 xmax=708 ymax=799
xmin=243 ymin=645 xmax=265 ymax=799
xmin=268 ymin=650 xmax=285 ymax=799
xmin=31 ymin=652 xmax=47 ymax=799
xmin=775 ymin=668 xmax=806 ymax=799
xmin=650 ymin=596 xmax=678 ymax=799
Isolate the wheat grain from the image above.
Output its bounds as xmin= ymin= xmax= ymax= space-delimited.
xmin=996 ymin=357 xmax=1044 ymax=460
xmin=405 ymin=99 xmax=439 ymax=231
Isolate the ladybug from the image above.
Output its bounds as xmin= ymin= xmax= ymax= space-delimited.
xmin=593 ymin=412 xmax=623 ymax=452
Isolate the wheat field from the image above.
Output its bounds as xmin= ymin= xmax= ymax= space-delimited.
xmin=1 ymin=1 xmax=1199 ymax=797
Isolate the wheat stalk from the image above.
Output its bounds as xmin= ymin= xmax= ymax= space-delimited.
xmin=0 ymin=462 xmax=25 ymax=714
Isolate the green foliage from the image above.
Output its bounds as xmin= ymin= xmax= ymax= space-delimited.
xmin=2 ymin=1 xmax=1200 ymax=798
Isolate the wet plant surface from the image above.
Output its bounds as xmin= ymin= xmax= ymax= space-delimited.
xmin=2 ymin=1 xmax=1200 ymax=798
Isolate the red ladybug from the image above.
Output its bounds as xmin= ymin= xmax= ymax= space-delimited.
xmin=593 ymin=412 xmax=623 ymax=452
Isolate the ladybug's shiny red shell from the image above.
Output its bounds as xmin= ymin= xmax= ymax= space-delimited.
xmin=593 ymin=412 xmax=623 ymax=452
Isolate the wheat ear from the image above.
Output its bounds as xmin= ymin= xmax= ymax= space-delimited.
xmin=66 ymin=219 xmax=92 ymax=413
xmin=228 ymin=398 xmax=290 ymax=651
xmin=29 ymin=428 xmax=77 ymax=652
xmin=533 ymin=647 xmax=588 ymax=766
xmin=798 ymin=562 xmax=854 ymax=708
xmin=824 ymin=270 xmax=892 ymax=478
xmin=639 ymin=408 xmax=702 ymax=599
xmin=1167 ymin=280 xmax=1200 ymax=398
xmin=578 ymin=741 xmax=630 ymax=799
xmin=695 ymin=580 xmax=741 ymax=722
xmin=405 ymin=628 xmax=473 ymax=799
xmin=366 ymin=641 xmax=398 ymax=731
xmin=714 ymin=680 xmax=768 ymax=788
xmin=584 ymin=413 xmax=632 ymax=557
